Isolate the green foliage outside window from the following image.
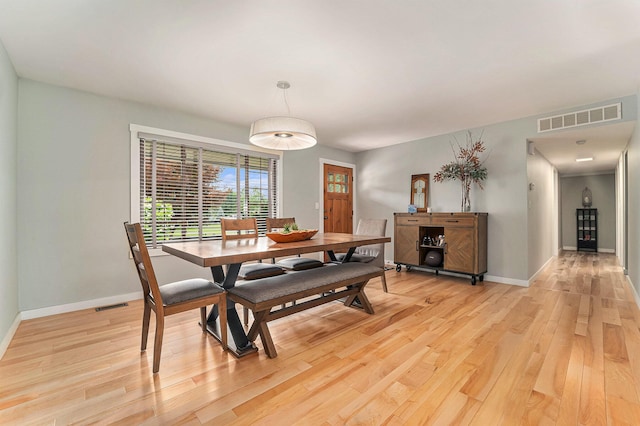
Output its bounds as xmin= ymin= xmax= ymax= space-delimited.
xmin=143 ymin=197 xmax=176 ymax=242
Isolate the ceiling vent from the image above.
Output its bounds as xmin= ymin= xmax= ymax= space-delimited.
xmin=537 ymin=103 xmax=621 ymax=133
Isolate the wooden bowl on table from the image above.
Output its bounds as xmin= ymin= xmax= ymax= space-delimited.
xmin=265 ymin=229 xmax=318 ymax=243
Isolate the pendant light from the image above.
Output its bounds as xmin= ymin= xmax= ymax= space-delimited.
xmin=249 ymin=81 xmax=317 ymax=150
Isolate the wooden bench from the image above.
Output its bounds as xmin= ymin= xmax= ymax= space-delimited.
xmin=226 ymin=262 xmax=383 ymax=358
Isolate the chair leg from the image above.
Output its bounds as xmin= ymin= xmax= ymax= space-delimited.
xmin=141 ymin=300 xmax=151 ymax=351
xmin=152 ymin=315 xmax=165 ymax=374
xmin=381 ymin=272 xmax=388 ymax=293
xmin=200 ymin=307 xmax=208 ymax=332
xmin=218 ymin=296 xmax=228 ymax=351
xmin=243 ymin=306 xmax=249 ymax=326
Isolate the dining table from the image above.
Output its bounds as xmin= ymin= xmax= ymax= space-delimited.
xmin=162 ymin=232 xmax=391 ymax=357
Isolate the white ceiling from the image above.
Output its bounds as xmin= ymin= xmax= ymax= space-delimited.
xmin=1 ymin=1 xmax=639 ymax=173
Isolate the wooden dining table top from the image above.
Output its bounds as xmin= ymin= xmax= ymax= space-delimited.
xmin=161 ymin=232 xmax=391 ymax=267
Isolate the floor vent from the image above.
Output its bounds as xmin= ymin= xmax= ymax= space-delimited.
xmin=538 ymin=103 xmax=621 ymax=133
xmin=95 ymin=302 xmax=128 ymax=312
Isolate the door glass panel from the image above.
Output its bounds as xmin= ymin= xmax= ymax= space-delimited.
xmin=328 ymin=183 xmax=334 ymax=193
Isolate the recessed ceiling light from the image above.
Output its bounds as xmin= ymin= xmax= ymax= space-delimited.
xmin=576 ymin=139 xmax=587 ymax=145
xmin=576 ymin=157 xmax=593 ymax=162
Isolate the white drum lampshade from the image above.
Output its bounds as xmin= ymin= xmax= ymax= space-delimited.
xmin=250 ymin=81 xmax=317 ymax=150
xmin=249 ymin=116 xmax=317 ymax=150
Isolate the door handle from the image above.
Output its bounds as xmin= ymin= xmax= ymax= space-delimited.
xmin=324 ymin=216 xmax=328 ymax=220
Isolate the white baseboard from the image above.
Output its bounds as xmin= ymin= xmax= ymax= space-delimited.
xmin=20 ymin=291 xmax=142 ymax=320
xmin=627 ymin=275 xmax=640 ymax=310
xmin=526 ymin=255 xmax=555 ymax=287
xmin=0 ymin=313 xmax=22 ymax=360
xmin=562 ymin=246 xmax=615 ymax=253
xmin=485 ymin=275 xmax=529 ymax=287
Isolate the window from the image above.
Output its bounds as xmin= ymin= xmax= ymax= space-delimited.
xmin=130 ymin=125 xmax=281 ymax=250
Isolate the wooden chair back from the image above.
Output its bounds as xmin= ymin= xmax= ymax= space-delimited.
xmin=221 ymin=218 xmax=260 ymax=241
xmin=266 ymin=217 xmax=296 ymax=232
xmin=124 ymin=222 xmax=164 ymax=309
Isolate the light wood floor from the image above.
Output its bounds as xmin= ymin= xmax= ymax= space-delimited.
xmin=2 ymin=252 xmax=640 ymax=425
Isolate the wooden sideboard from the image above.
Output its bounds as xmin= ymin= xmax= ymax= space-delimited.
xmin=394 ymin=212 xmax=488 ymax=285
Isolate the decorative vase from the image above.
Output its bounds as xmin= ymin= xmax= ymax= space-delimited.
xmin=461 ymin=180 xmax=471 ymax=212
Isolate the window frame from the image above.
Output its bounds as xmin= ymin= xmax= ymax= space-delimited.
xmin=130 ymin=124 xmax=283 ymax=256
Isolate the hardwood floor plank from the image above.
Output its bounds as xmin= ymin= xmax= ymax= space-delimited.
xmin=576 ymin=294 xmax=591 ymax=336
xmin=460 ymin=330 xmax=523 ymax=401
xmin=524 ymin=389 xmax=561 ymax=425
xmin=390 ymin=346 xmax=476 ymax=424
xmin=579 ymin=365 xmax=607 ymax=425
xmin=606 ymin=394 xmax=640 ymax=425
xmin=556 ymin=334 xmax=585 ymax=425
xmin=533 ymin=292 xmax=580 ymax=399
xmin=429 ymin=391 xmax=481 ymax=425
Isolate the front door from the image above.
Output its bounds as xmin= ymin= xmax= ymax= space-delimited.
xmin=323 ymin=163 xmax=353 ymax=234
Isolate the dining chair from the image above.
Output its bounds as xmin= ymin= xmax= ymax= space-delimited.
xmin=335 ymin=218 xmax=389 ymax=292
xmin=265 ymin=217 xmax=297 ymax=233
xmin=220 ymin=217 xmax=285 ymax=279
xmin=221 ymin=217 xmax=261 ymax=241
xmin=124 ymin=222 xmax=227 ymax=373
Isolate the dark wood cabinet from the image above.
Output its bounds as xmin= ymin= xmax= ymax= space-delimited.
xmin=577 ymin=208 xmax=597 ymax=252
xmin=393 ymin=212 xmax=488 ymax=284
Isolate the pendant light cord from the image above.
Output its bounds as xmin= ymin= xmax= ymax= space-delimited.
xmin=277 ymin=80 xmax=292 ymax=116
xmin=282 ymin=89 xmax=291 ymax=116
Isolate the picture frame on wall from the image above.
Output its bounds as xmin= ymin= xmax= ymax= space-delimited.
xmin=410 ymin=174 xmax=429 ymax=212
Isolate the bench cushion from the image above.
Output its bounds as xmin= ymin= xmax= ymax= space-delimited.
xmin=238 ymin=263 xmax=285 ymax=280
xmin=276 ymin=257 xmax=324 ymax=271
xmin=228 ymin=262 xmax=381 ymax=305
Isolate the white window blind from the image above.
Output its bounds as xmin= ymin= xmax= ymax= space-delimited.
xmin=139 ymin=138 xmax=278 ymax=248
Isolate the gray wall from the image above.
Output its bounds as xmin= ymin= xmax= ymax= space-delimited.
xmin=527 ymin=149 xmax=558 ymax=277
xmin=560 ymin=174 xmax=616 ymax=251
xmin=356 ymin=119 xmax=531 ymax=283
xmin=16 ymin=79 xmax=353 ymax=311
xmin=0 ymin=40 xmax=18 ymax=345
xmin=627 ymin=93 xmax=640 ymax=300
